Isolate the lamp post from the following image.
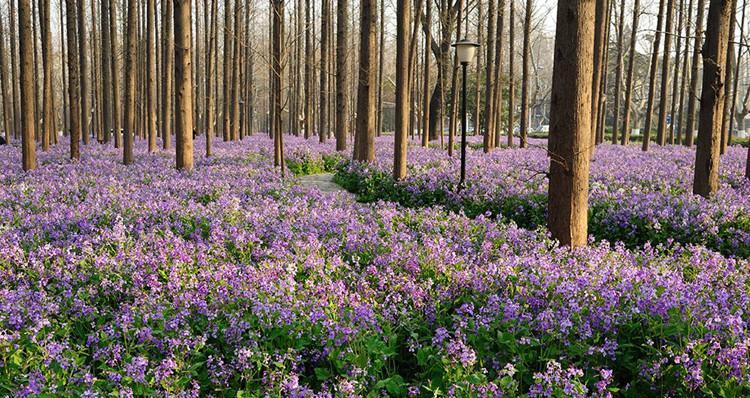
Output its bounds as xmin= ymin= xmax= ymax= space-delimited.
xmin=451 ymin=39 xmax=479 ymax=190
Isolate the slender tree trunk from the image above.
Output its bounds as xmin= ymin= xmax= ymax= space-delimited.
xmin=612 ymin=0 xmax=626 ymax=143
xmin=19 ymin=0 xmax=37 ymax=170
xmin=484 ymin=0 xmax=497 ymax=152
xmin=161 ymin=0 xmax=173 ymax=149
xmin=421 ymin=0 xmax=432 ymax=147
xmin=493 ymin=0 xmax=505 ymax=148
xmin=304 ymin=0 xmax=312 ymax=138
xmin=548 ymin=0 xmax=595 ymax=247
xmin=669 ymin=0 xmax=685 ymax=144
xmin=39 ymin=0 xmax=52 ymax=150
xmin=231 ymin=0 xmax=241 ymax=141
xmin=123 ymin=0 xmax=138 ymax=164
xmin=728 ymin=0 xmax=746 ymax=146
xmin=596 ymin=0 xmax=613 ymax=143
xmin=508 ymin=0 xmax=515 ymax=146
xmin=335 ymin=0 xmax=349 ymax=151
xmin=66 ymin=0 xmax=81 ymax=159
xmin=694 ymin=0 xmax=732 ymax=197
xmin=448 ymin=0 xmax=464 ymax=150
xmin=720 ymin=0 xmax=738 ymax=153
xmin=222 ymin=0 xmax=232 ymax=141
xmin=175 ymin=0 xmax=194 ymax=171
xmin=676 ymin=0 xmax=694 ymax=145
xmin=272 ymin=0 xmax=285 ymax=173
xmin=100 ymin=0 xmax=113 ymax=144
xmin=0 ymin=12 xmax=12 ymax=143
xmin=110 ymin=0 xmax=122 ymax=148
xmin=394 ymin=0 xmax=410 ymax=178
xmin=377 ymin=0 xmax=385 ymax=136
xmin=354 ymin=0 xmax=377 ymax=161
xmin=205 ymin=0 xmax=216 ymax=156
xmin=319 ymin=0 xmax=330 ymax=143
xmin=519 ymin=0 xmax=533 ymax=148
xmin=591 ymin=0 xmax=611 ymax=150
xmin=642 ymin=0 xmax=667 ymax=150
xmin=145 ymin=0 xmax=156 ymax=151
xmin=686 ymin=0 xmax=706 ymax=146
xmin=77 ymin=0 xmax=89 ymax=145
xmin=656 ymin=0 xmax=676 ymax=146
xmin=10 ymin=0 xmax=21 ymax=140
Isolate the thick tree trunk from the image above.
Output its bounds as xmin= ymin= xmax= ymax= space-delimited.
xmin=354 ymin=0 xmax=377 ymax=162
xmin=694 ymin=0 xmax=732 ymax=197
xmin=685 ymin=0 xmax=707 ymax=146
xmin=548 ymin=0 xmax=595 ymax=248
xmin=394 ymin=0 xmax=410 ymax=178
xmin=19 ymin=0 xmax=37 ymax=170
xmin=519 ymin=0 xmax=533 ymax=148
xmin=335 ymin=0 xmax=349 ymax=151
xmin=642 ymin=0 xmax=667 ymax=150
xmin=66 ymin=0 xmax=81 ymax=160
xmin=174 ymin=0 xmax=194 ymax=171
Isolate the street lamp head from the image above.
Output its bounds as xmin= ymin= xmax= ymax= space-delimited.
xmin=451 ymin=39 xmax=480 ymax=65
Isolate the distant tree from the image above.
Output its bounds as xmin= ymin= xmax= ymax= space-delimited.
xmin=230 ymin=1 xmax=241 ymax=142
xmin=484 ymin=0 xmax=497 ymax=152
xmin=508 ymin=0 xmax=516 ymax=147
xmin=656 ymin=0 xmax=676 ymax=146
xmin=161 ymin=0 xmax=173 ymax=149
xmin=100 ymin=0 xmax=113 ymax=144
xmin=720 ymin=0 xmax=738 ymax=153
xmin=10 ymin=0 xmax=21 ymax=140
xmin=174 ymin=0 xmax=194 ymax=171
xmin=676 ymin=0 xmax=694 ymax=145
xmin=394 ymin=0 xmax=409 ymax=179
xmin=222 ymin=0 xmax=232 ymax=142
xmin=612 ymin=0 xmax=627 ymax=144
xmin=65 ymin=0 xmax=81 ymax=160
xmin=77 ymin=0 xmax=89 ymax=145
xmin=519 ymin=0 xmax=533 ymax=148
xmin=621 ymin=0 xmax=641 ymax=145
xmin=19 ymin=0 xmax=37 ymax=170
xmin=493 ymin=0 xmax=505 ymax=149
xmin=146 ymin=0 xmax=157 ymax=152
xmin=548 ymin=0 xmax=595 ymax=247
xmin=204 ymin=0 xmax=216 ymax=156
xmin=421 ymin=0 xmax=431 ymax=148
xmin=320 ymin=0 xmax=330 ymax=143
xmin=271 ymin=0 xmax=285 ymax=172
xmin=0 ymin=11 xmax=11 ymax=143
xmin=304 ymin=0 xmax=312 ymax=139
xmin=354 ymin=0 xmax=377 ymax=162
xmin=591 ymin=0 xmax=611 ymax=150
xmin=685 ymin=0 xmax=706 ymax=146
xmin=694 ymin=0 xmax=732 ymax=197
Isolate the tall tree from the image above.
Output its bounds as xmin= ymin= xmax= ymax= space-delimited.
xmin=548 ymin=0 xmax=595 ymax=247
xmin=19 ymin=0 xmax=37 ymax=170
xmin=612 ymin=0 xmax=627 ymax=144
xmin=77 ymin=0 xmax=89 ymax=145
xmin=484 ymin=0 xmax=497 ymax=152
xmin=676 ymin=0 xmax=694 ymax=145
xmin=519 ymin=0 xmax=533 ymax=148
xmin=41 ymin=0 xmax=53 ymax=151
xmin=110 ymin=0 xmax=122 ymax=149
xmin=271 ymin=0 xmax=285 ymax=172
xmin=204 ymin=0 xmax=216 ymax=156
xmin=335 ymin=0 xmax=349 ymax=151
xmin=304 ymin=0 xmax=312 ymax=139
xmin=146 ymin=0 xmax=157 ymax=151
xmin=421 ymin=0 xmax=432 ymax=147
xmin=669 ymin=0 xmax=685 ymax=144
xmin=728 ymin=0 xmax=746 ymax=146
xmin=0 ymin=10 xmax=11 ymax=143
xmin=222 ymin=0 xmax=232 ymax=141
xmin=354 ymin=0 xmax=377 ymax=161
xmin=394 ymin=0 xmax=409 ymax=178
xmin=656 ymin=0 xmax=676 ymax=146
xmin=720 ymin=0 xmax=738 ymax=153
xmin=161 ymin=0 xmax=173 ymax=149
xmin=65 ymin=0 xmax=81 ymax=160
xmin=508 ymin=0 xmax=516 ymax=147
xmin=493 ymin=0 xmax=506 ymax=148
xmin=9 ymin=0 xmax=21 ymax=140
xmin=685 ymin=0 xmax=706 ymax=146
xmin=123 ymin=0 xmax=137 ymax=165
xmin=100 ymin=0 xmax=113 ymax=144
xmin=174 ymin=0 xmax=194 ymax=171
xmin=230 ymin=0 xmax=241 ymax=141
xmin=320 ymin=0 xmax=330 ymax=143
xmin=694 ymin=0 xmax=732 ymax=197
xmin=591 ymin=0 xmax=611 ymax=150
xmin=642 ymin=0 xmax=667 ymax=150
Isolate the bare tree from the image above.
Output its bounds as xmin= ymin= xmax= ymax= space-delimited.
xmin=508 ymin=0 xmax=516 ymax=147
xmin=354 ymin=0 xmax=377 ymax=161
xmin=484 ymin=0 xmax=497 ymax=152
xmin=676 ymin=0 xmax=694 ymax=145
xmin=642 ymin=0 xmax=666 ymax=150
xmin=174 ymin=0 xmax=194 ymax=171
xmin=204 ymin=0 xmax=216 ymax=156
xmin=421 ymin=0 xmax=432 ymax=147
xmin=19 ymin=0 xmax=37 ymax=170
xmin=720 ymin=0 xmax=738 ymax=153
xmin=548 ymin=0 xmax=595 ymax=247
xmin=10 ymin=0 xmax=21 ymax=140
xmin=493 ymin=0 xmax=505 ymax=148
xmin=146 ymin=0 xmax=157 ymax=151
xmin=694 ymin=0 xmax=732 ymax=197
xmin=161 ymin=0 xmax=173 ymax=149
xmin=591 ymin=0 xmax=611 ymax=150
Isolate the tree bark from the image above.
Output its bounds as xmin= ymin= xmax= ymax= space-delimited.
xmin=676 ymin=0 xmax=694 ymax=145
xmin=222 ymin=0 xmax=232 ymax=141
xmin=110 ymin=0 xmax=122 ymax=149
xmin=656 ymin=0 xmax=676 ymax=146
xmin=66 ymin=0 xmax=81 ymax=160
xmin=508 ymin=0 xmax=516 ymax=147
xmin=146 ymin=0 xmax=157 ymax=151
xmin=19 ymin=0 xmax=37 ymax=170
xmin=272 ymin=0 xmax=285 ymax=173
xmin=395 ymin=0 xmax=410 ymax=178
xmin=40 ymin=0 xmax=53 ymax=151
xmin=174 ymin=0 xmax=194 ymax=171
xmin=422 ymin=0 xmax=432 ymax=147
xmin=612 ymin=0 xmax=626 ymax=143
xmin=100 ymin=0 xmax=113 ymax=144
xmin=161 ymin=0 xmax=173 ymax=149
xmin=694 ymin=0 xmax=732 ymax=197
xmin=204 ymin=0 xmax=216 ymax=156
xmin=231 ymin=0 xmax=241 ymax=141
xmin=728 ymin=0 xmax=746 ymax=146
xmin=493 ymin=0 xmax=505 ymax=148
xmin=10 ymin=0 xmax=21 ymax=140
xmin=591 ymin=0 xmax=611 ymax=150
xmin=335 ymin=0 xmax=349 ymax=151
xmin=548 ymin=0 xmax=595 ymax=248
xmin=123 ymin=0 xmax=138 ymax=164
xmin=720 ymin=0 xmax=738 ymax=153
xmin=0 ymin=12 xmax=12 ymax=143
xmin=685 ymin=0 xmax=707 ymax=146
xmin=320 ymin=0 xmax=330 ymax=143
xmin=484 ymin=0 xmax=497 ymax=152
xmin=354 ymin=0 xmax=377 ymax=162
xmin=77 ymin=0 xmax=89 ymax=145
xmin=519 ymin=0 xmax=533 ymax=148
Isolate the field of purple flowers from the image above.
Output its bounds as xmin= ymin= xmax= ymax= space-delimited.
xmin=1 ymin=136 xmax=749 ymax=397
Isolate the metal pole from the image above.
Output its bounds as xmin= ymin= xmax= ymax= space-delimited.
xmin=460 ymin=62 xmax=468 ymax=189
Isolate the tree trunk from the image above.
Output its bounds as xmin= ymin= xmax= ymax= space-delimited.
xmin=612 ymin=0 xmax=626 ymax=143
xmin=272 ymin=0 xmax=285 ymax=173
xmin=686 ymin=0 xmax=706 ymax=146
xmin=422 ymin=0 xmax=432 ymax=147
xmin=694 ymin=0 xmax=732 ymax=197
xmin=77 ymin=0 xmax=89 ymax=145
xmin=123 ymin=0 xmax=137 ymax=164
xmin=484 ymin=0 xmax=497 ymax=152
xmin=669 ymin=0 xmax=685 ymax=144
xmin=519 ymin=0 xmax=533 ymax=148
xmin=304 ymin=0 xmax=312 ymax=138
xmin=394 ymin=0 xmax=410 ymax=178
xmin=10 ymin=0 xmax=21 ymax=140
xmin=676 ymin=0 xmax=694 ymax=145
xmin=222 ymin=0 xmax=232 ymax=141
xmin=354 ymin=0 xmax=377 ymax=162
xmin=728 ymin=0 xmax=746 ymax=146
xmin=161 ymin=0 xmax=173 ymax=149
xmin=40 ymin=0 xmax=53 ymax=151
xmin=620 ymin=0 xmax=639 ymax=145
xmin=642 ymin=0 xmax=667 ymax=150
xmin=108 ymin=0 xmax=121 ymax=148
xmin=508 ymin=0 xmax=515 ymax=146
xmin=656 ymin=0 xmax=676 ymax=146
xmin=493 ymin=0 xmax=505 ymax=148
xmin=548 ymin=0 xmax=595 ymax=248
xmin=146 ymin=0 xmax=157 ymax=151
xmin=0 ymin=12 xmax=12 ymax=143
xmin=66 ymin=0 xmax=81 ymax=160
xmin=320 ymin=0 xmax=330 ymax=143
xmin=335 ymin=0 xmax=349 ymax=151
xmin=174 ymin=0 xmax=194 ymax=171
xmin=377 ymin=0 xmax=385 ymax=136
xmin=591 ymin=0 xmax=611 ymax=150
xmin=231 ymin=0 xmax=241 ymax=141
xmin=720 ymin=0 xmax=738 ymax=153
xmin=19 ymin=0 xmax=37 ymax=170
xmin=100 ymin=0 xmax=113 ymax=144
xmin=204 ymin=0 xmax=216 ymax=156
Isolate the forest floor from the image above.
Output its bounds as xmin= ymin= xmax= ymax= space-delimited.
xmin=297 ymin=172 xmax=349 ymax=194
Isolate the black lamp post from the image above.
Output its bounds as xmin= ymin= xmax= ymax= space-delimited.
xmin=451 ymin=39 xmax=479 ymax=190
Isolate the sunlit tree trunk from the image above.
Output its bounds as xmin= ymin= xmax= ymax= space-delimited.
xmin=77 ymin=0 xmax=89 ymax=145
xmin=40 ymin=0 xmax=53 ymax=151
xmin=508 ymin=0 xmax=515 ymax=147
xmin=728 ymin=0 xmax=746 ymax=147
xmin=484 ymin=0 xmax=497 ymax=152
xmin=422 ymin=0 xmax=432 ymax=147
xmin=493 ymin=0 xmax=505 ymax=149
xmin=145 ymin=0 xmax=157 ymax=151
xmin=19 ymin=0 xmax=37 ymax=170
xmin=10 ymin=0 xmax=21 ymax=140
xmin=642 ymin=0 xmax=666 ymax=150
xmin=621 ymin=0 xmax=640 ymax=145
xmin=100 ymin=0 xmax=113 ymax=144
xmin=720 ymin=0 xmax=738 ymax=153
xmin=272 ymin=0 xmax=285 ymax=173
xmin=668 ymin=0 xmax=684 ymax=144
xmin=320 ymin=0 xmax=330 ymax=143
xmin=694 ymin=0 xmax=731 ymax=197
xmin=161 ymin=0 xmax=173 ymax=149
xmin=230 ymin=0 xmax=241 ymax=141
xmin=110 ymin=0 xmax=122 ymax=149
xmin=676 ymin=0 xmax=694 ymax=145
xmin=548 ymin=0 xmax=595 ymax=247
xmin=591 ymin=0 xmax=611 ymax=150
